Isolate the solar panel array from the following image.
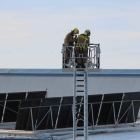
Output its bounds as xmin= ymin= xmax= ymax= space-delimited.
xmin=0 ymin=91 xmax=46 ymax=123
xmin=16 ymin=92 xmax=140 ymax=131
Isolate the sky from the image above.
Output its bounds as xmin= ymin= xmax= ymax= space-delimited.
xmin=0 ymin=0 xmax=140 ymax=69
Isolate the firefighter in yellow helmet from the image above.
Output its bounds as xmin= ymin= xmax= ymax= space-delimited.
xmin=64 ymin=28 xmax=79 ymax=64
xmin=76 ymin=29 xmax=91 ymax=68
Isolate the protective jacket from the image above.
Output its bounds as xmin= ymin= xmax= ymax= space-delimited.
xmin=64 ymin=31 xmax=76 ymax=46
xmin=76 ymin=34 xmax=90 ymax=49
xmin=75 ymin=34 xmax=90 ymax=67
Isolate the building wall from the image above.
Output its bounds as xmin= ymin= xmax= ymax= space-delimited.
xmin=0 ymin=75 xmax=140 ymax=97
xmin=0 ymin=69 xmax=140 ymax=117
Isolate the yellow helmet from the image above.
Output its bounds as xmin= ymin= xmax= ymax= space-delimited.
xmin=85 ymin=29 xmax=91 ymax=36
xmin=73 ymin=28 xmax=79 ymax=34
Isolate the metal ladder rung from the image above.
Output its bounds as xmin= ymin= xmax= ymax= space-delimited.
xmin=77 ymin=85 xmax=84 ymax=87
xmin=76 ymin=77 xmax=84 ymax=80
xmin=76 ymin=80 xmax=84 ymax=82
xmin=76 ymin=80 xmax=84 ymax=81
xmin=76 ymin=87 xmax=84 ymax=91
xmin=76 ymin=91 xmax=84 ymax=93
xmin=76 ymin=82 xmax=84 ymax=86
xmin=76 ymin=90 xmax=84 ymax=92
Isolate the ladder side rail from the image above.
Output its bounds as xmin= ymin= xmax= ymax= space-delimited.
xmin=73 ymin=44 xmax=76 ymax=140
xmin=84 ymin=57 xmax=88 ymax=140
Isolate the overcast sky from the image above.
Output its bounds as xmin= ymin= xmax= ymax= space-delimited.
xmin=0 ymin=0 xmax=140 ymax=69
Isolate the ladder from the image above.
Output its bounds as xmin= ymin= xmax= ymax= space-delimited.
xmin=73 ymin=60 xmax=88 ymax=140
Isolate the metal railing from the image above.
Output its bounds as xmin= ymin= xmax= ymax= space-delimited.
xmin=17 ymin=98 xmax=140 ymax=131
xmin=61 ymin=43 xmax=101 ymax=69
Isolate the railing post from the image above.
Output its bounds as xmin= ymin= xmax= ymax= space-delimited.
xmin=96 ymin=94 xmax=104 ymax=125
xmin=112 ymin=102 xmax=116 ymax=126
xmin=50 ymin=106 xmax=54 ymax=130
xmin=55 ymin=97 xmax=63 ymax=129
xmin=115 ymin=93 xmax=125 ymax=127
xmin=1 ymin=93 xmax=8 ymax=122
xmin=132 ymin=101 xmax=136 ymax=127
xmin=91 ymin=104 xmax=94 ymax=129
xmin=30 ymin=108 xmax=34 ymax=131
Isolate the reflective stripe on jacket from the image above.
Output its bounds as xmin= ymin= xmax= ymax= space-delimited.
xmin=76 ymin=34 xmax=90 ymax=49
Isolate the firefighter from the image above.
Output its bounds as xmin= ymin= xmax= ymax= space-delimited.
xmin=76 ymin=29 xmax=90 ymax=68
xmin=64 ymin=28 xmax=79 ymax=64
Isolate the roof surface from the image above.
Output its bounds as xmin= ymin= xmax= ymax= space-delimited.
xmin=0 ymin=69 xmax=140 ymax=76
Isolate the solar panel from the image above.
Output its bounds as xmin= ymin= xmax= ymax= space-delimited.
xmin=39 ymin=98 xmax=61 ymax=130
xmin=124 ymin=92 xmax=140 ymax=100
xmin=36 ymin=107 xmax=50 ymax=130
xmin=0 ymin=102 xmax=5 ymax=121
xmin=0 ymin=93 xmax=6 ymax=100
xmin=98 ymin=93 xmax=123 ymax=125
xmin=0 ymin=91 xmax=46 ymax=123
xmin=27 ymin=91 xmax=46 ymax=99
xmin=16 ymin=99 xmax=41 ymax=130
xmin=7 ymin=93 xmax=26 ymax=100
xmin=3 ymin=101 xmax=20 ymax=122
xmin=56 ymin=97 xmax=73 ymax=128
xmin=1 ymin=92 xmax=26 ymax=122
xmin=88 ymin=95 xmax=102 ymax=126
xmin=15 ymin=92 xmax=140 ymax=131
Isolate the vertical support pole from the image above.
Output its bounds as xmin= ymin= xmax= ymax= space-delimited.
xmin=84 ymin=57 xmax=88 ymax=140
xmin=50 ymin=106 xmax=54 ymax=130
xmin=73 ymin=50 xmax=76 ymax=140
xmin=1 ymin=93 xmax=8 ymax=122
xmin=132 ymin=101 xmax=136 ymax=127
xmin=112 ymin=102 xmax=116 ymax=126
xmin=125 ymin=104 xmax=131 ymax=124
xmin=30 ymin=108 xmax=34 ymax=131
xmin=45 ymin=88 xmax=48 ymax=98
xmin=91 ymin=104 xmax=94 ymax=129
xmin=115 ymin=93 xmax=125 ymax=127
xmin=106 ymin=104 xmax=113 ymax=125
xmin=55 ymin=97 xmax=63 ymax=128
xmin=66 ymin=105 xmax=73 ymax=127
xmin=96 ymin=94 xmax=104 ymax=125
xmin=25 ymin=92 xmax=28 ymax=99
